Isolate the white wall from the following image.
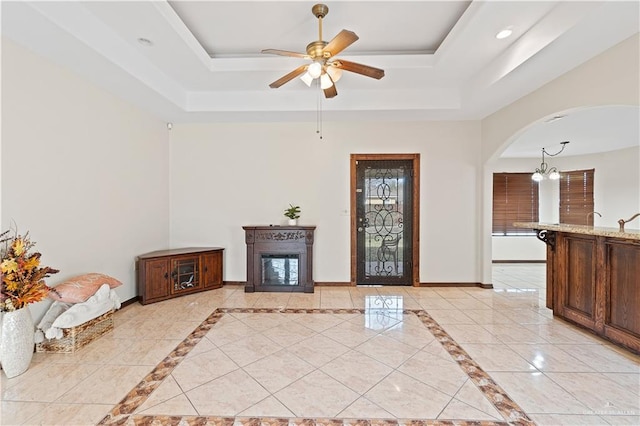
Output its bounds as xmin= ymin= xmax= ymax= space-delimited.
xmin=169 ymin=121 xmax=482 ymax=284
xmin=1 ymin=38 xmax=171 ymax=321
xmin=492 ymin=237 xmax=545 ymax=262
xmin=489 ymin=146 xmax=640 ymax=261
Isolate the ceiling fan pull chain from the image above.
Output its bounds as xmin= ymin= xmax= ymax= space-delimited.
xmin=317 ymin=79 xmax=323 ymax=139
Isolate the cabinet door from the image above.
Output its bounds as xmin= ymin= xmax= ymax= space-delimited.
xmin=559 ymin=235 xmax=597 ymax=330
xmin=144 ymin=258 xmax=170 ymax=301
xmin=170 ymin=255 xmax=202 ymax=295
xmin=202 ymin=251 xmax=223 ymax=289
xmin=606 ymin=241 xmax=640 ymax=338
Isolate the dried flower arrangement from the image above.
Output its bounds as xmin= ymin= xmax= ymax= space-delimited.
xmin=0 ymin=229 xmax=59 ymax=312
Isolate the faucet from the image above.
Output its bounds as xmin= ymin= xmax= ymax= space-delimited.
xmin=618 ymin=213 xmax=640 ymax=232
xmin=586 ymin=211 xmax=602 ymax=222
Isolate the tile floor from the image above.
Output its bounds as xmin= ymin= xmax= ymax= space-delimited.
xmin=1 ymin=264 xmax=639 ymax=425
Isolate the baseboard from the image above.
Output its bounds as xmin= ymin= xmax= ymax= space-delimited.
xmin=120 ymin=296 xmax=140 ymax=308
xmin=219 ymin=281 xmax=494 ymax=289
xmin=315 ymin=282 xmax=354 ymax=287
xmin=417 ymin=282 xmax=494 ymax=289
xmin=223 ymin=281 xmax=356 ymax=287
xmin=492 ymin=260 xmax=546 ymax=263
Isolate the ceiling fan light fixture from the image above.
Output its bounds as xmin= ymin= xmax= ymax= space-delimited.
xmin=308 ymin=61 xmax=323 ymax=79
xmin=320 ymin=73 xmax=334 ymax=89
xmin=261 ymin=3 xmax=384 ymax=105
xmin=300 ymin=72 xmax=314 ymax=87
xmin=326 ymin=65 xmax=343 ymax=82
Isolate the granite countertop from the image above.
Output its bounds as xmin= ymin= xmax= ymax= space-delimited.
xmin=514 ymin=222 xmax=640 ymax=241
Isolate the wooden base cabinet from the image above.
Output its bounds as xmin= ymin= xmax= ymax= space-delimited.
xmin=550 ymin=233 xmax=640 ymax=354
xmin=137 ymin=247 xmax=224 ymax=305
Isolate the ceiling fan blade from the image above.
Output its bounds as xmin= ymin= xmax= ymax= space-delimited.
xmin=261 ymin=49 xmax=309 ymax=59
xmin=322 ymin=29 xmax=359 ymax=57
xmin=268 ymin=65 xmax=308 ymax=88
xmin=324 ymin=83 xmax=338 ymax=99
xmin=334 ymin=59 xmax=385 ymax=80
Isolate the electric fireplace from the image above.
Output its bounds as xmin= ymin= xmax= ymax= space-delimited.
xmin=262 ymin=254 xmax=299 ymax=286
xmin=243 ymin=225 xmax=315 ymax=293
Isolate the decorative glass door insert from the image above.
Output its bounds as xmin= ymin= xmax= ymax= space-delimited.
xmin=356 ymin=160 xmax=413 ymax=285
xmin=171 ymin=256 xmax=201 ymax=294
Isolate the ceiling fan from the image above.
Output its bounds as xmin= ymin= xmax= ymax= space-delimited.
xmin=261 ymin=3 xmax=385 ymax=98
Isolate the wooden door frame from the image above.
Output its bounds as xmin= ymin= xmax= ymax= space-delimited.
xmin=350 ymin=153 xmax=420 ymax=286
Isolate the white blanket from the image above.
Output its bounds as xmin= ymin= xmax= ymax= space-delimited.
xmin=34 ymin=301 xmax=72 ymax=342
xmin=36 ymin=284 xmax=121 ymax=341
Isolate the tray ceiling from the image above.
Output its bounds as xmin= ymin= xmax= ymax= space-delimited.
xmin=2 ymin=1 xmax=639 ymax=156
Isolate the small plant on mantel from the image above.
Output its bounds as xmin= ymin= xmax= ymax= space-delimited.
xmin=284 ymin=204 xmax=301 ymax=225
xmin=284 ymin=204 xmax=301 ymax=220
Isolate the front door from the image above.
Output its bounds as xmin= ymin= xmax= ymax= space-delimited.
xmin=354 ymin=157 xmax=416 ymax=285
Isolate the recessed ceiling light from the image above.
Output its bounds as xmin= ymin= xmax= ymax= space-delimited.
xmin=137 ymin=37 xmax=153 ymax=47
xmin=495 ymin=28 xmax=513 ymax=40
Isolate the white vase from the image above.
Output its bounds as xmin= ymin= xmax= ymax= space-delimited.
xmin=0 ymin=307 xmax=35 ymax=378
xmin=287 ymin=219 xmax=298 ymax=226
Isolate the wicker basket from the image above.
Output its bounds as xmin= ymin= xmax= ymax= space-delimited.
xmin=36 ymin=310 xmax=114 ymax=353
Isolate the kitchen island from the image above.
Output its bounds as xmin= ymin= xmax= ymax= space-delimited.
xmin=515 ymin=222 xmax=640 ymax=354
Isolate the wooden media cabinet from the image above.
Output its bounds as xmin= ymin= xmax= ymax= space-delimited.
xmin=136 ymin=247 xmax=224 ymax=304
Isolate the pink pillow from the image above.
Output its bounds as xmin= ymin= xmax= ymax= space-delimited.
xmin=49 ymin=273 xmax=122 ymax=303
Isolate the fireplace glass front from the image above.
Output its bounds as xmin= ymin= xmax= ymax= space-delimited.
xmin=261 ymin=254 xmax=299 ymax=286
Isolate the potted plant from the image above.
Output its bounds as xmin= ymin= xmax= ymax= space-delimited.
xmin=0 ymin=229 xmax=59 ymax=378
xmin=284 ymin=204 xmax=301 ymax=226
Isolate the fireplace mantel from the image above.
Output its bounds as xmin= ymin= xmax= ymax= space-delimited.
xmin=243 ymin=226 xmax=315 ymax=293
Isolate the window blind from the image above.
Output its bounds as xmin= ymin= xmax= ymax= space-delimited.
xmin=559 ymin=169 xmax=595 ymax=225
xmin=492 ymin=173 xmax=539 ymax=235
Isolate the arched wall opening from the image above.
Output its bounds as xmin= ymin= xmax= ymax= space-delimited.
xmin=487 ymin=105 xmax=640 ymax=263
xmin=478 ymin=34 xmax=639 ymax=286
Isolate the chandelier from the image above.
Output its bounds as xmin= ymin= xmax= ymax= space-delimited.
xmin=531 ymin=141 xmax=569 ymax=182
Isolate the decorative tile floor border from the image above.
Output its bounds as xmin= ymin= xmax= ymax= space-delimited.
xmin=98 ymin=308 xmax=535 ymax=426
